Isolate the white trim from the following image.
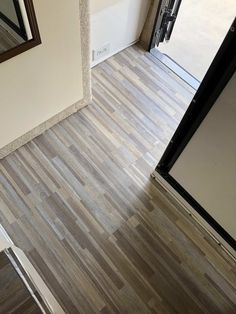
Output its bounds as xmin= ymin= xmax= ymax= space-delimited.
xmin=151 ymin=170 xmax=236 ymax=260
xmin=0 ymin=225 xmax=65 ymax=313
xmin=0 ymin=224 xmax=13 ymax=250
xmin=12 ymin=246 xmax=65 ymax=313
xmin=18 ymin=0 xmax=32 ymax=40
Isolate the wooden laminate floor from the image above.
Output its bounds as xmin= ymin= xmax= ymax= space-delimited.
xmin=0 ymin=23 xmax=23 ymax=54
xmin=0 ymin=45 xmax=236 ymax=313
xmin=0 ymin=251 xmax=41 ymax=313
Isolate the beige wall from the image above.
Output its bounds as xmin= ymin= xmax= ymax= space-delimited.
xmin=91 ymin=0 xmax=151 ymax=65
xmin=140 ymin=0 xmax=160 ymax=50
xmin=0 ymin=0 xmax=84 ymax=150
xmin=170 ymin=73 xmax=236 ymax=240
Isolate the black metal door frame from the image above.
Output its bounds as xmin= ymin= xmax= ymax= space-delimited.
xmin=149 ymin=0 xmax=182 ymax=51
xmin=154 ymin=18 xmax=236 ymax=250
xmin=148 ymin=0 xmax=200 ymax=89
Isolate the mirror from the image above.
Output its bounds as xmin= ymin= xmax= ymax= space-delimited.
xmin=0 ymin=0 xmax=41 ymax=63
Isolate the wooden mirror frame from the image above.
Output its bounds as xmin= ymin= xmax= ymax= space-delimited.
xmin=0 ymin=0 xmax=41 ymax=63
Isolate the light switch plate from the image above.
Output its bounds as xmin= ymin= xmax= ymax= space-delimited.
xmin=92 ymin=43 xmax=110 ymax=61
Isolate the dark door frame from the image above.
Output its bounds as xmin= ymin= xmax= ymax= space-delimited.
xmin=148 ymin=0 xmax=182 ymax=51
xmin=148 ymin=0 xmax=200 ymax=89
xmin=154 ymin=18 xmax=236 ymax=250
xmin=0 ymin=0 xmax=41 ymax=64
xmin=0 ymin=0 xmax=27 ymax=40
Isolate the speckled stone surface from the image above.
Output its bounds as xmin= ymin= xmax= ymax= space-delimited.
xmin=0 ymin=0 xmax=91 ymax=159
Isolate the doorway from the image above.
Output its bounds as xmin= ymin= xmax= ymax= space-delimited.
xmin=149 ymin=0 xmax=236 ymax=88
xmin=151 ymin=15 xmax=236 ymax=251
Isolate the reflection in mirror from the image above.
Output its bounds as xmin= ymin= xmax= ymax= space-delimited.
xmin=0 ymin=0 xmax=41 ymax=62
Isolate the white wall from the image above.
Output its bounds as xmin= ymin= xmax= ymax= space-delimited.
xmin=90 ymin=0 xmax=151 ymax=66
xmin=0 ymin=0 xmax=84 ymax=150
xmin=91 ymin=0 xmax=120 ymax=14
xmin=19 ymin=0 xmax=33 ymax=40
xmin=170 ymin=73 xmax=236 ymax=240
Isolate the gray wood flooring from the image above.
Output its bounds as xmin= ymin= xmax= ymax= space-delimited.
xmin=0 ymin=251 xmax=41 ymax=313
xmin=0 ymin=45 xmax=235 ymax=313
xmin=0 ymin=23 xmax=23 ymax=54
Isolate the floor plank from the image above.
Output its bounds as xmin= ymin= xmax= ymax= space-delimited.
xmin=0 ymin=23 xmax=23 ymax=54
xmin=0 ymin=45 xmax=235 ymax=313
xmin=0 ymin=251 xmax=42 ymax=313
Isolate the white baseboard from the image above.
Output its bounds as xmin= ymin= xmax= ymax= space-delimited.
xmin=0 ymin=224 xmax=64 ymax=313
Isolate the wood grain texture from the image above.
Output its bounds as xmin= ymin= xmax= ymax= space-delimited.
xmin=0 ymin=45 xmax=235 ymax=314
xmin=0 ymin=23 xmax=23 ymax=54
xmin=0 ymin=251 xmax=42 ymax=313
